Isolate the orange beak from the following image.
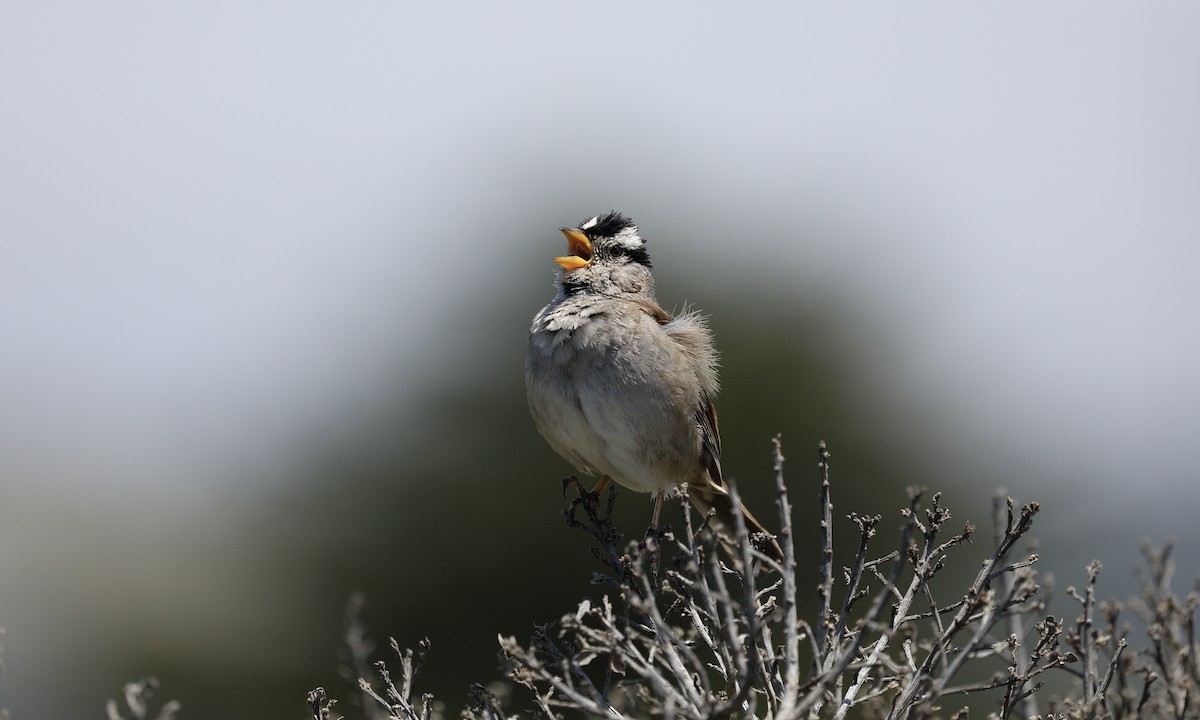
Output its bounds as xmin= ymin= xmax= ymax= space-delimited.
xmin=554 ymin=227 xmax=593 ymax=271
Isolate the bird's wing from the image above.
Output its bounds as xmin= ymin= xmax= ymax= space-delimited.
xmin=631 ymin=297 xmax=673 ymax=325
xmin=697 ymin=392 xmax=724 ymax=486
xmin=632 ymin=299 xmax=725 ymax=487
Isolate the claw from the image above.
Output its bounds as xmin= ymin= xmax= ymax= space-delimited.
xmin=560 ymin=475 xmax=582 ymax=498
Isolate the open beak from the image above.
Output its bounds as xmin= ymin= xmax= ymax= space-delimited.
xmin=554 ymin=227 xmax=593 ymax=271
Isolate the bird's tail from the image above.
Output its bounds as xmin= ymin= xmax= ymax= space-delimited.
xmin=688 ymin=484 xmax=785 ymax=564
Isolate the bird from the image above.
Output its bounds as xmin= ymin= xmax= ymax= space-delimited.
xmin=525 ymin=211 xmax=783 ymax=562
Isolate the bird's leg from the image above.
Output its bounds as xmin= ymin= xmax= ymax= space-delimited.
xmin=642 ymin=490 xmax=667 ymax=581
xmin=643 ymin=490 xmax=665 ymax=542
xmin=590 ymin=475 xmax=612 ymax=498
xmin=568 ymin=475 xmax=610 ymax=511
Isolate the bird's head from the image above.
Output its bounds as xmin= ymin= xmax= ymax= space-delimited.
xmin=552 ymin=211 xmax=654 ymax=297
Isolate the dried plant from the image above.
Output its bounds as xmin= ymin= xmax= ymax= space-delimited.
xmin=309 ymin=438 xmax=1198 ymax=719
xmin=104 ymin=677 xmax=180 ymax=720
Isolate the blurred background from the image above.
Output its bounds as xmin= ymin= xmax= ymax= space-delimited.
xmin=2 ymin=3 xmax=1198 ymax=718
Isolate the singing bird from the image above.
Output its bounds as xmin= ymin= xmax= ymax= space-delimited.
xmin=525 ymin=212 xmax=783 ymax=561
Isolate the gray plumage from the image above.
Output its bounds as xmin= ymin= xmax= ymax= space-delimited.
xmin=525 ymin=212 xmax=782 ymax=561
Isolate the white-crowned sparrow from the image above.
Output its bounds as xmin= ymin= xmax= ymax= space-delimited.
xmin=525 ymin=212 xmax=782 ymax=561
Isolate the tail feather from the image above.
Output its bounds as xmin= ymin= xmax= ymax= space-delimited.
xmin=688 ymin=484 xmax=785 ymax=563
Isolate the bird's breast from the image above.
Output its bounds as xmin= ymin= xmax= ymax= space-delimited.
xmin=525 ymin=301 xmax=703 ymax=496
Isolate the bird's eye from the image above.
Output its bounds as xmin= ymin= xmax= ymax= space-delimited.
xmin=605 ymin=243 xmax=652 ymax=268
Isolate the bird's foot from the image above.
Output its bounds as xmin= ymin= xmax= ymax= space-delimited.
xmin=562 ymin=475 xmax=607 ymax=518
xmin=556 ymin=475 xmax=604 ymax=508
xmin=560 ymin=475 xmax=584 ymax=498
